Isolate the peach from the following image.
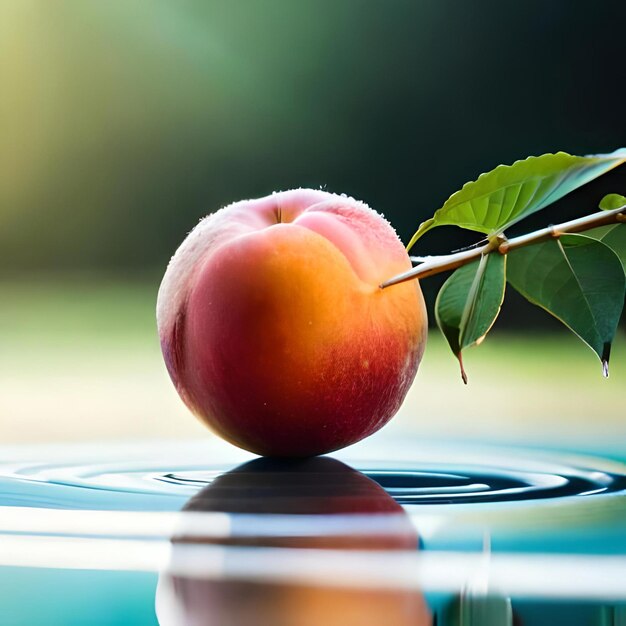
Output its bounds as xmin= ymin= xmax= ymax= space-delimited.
xmin=157 ymin=189 xmax=427 ymax=456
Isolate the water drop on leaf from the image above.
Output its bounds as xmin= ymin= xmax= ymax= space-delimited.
xmin=602 ymin=343 xmax=611 ymax=378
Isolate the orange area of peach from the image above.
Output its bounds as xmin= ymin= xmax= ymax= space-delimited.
xmin=180 ymin=219 xmax=426 ymax=456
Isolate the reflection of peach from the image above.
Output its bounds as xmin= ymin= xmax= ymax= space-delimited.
xmin=157 ymin=457 xmax=432 ymax=626
xmin=157 ymin=190 xmax=427 ymax=456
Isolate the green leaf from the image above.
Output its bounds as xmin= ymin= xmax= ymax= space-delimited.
xmin=599 ymin=193 xmax=626 ymax=210
xmin=507 ymin=234 xmax=625 ymax=376
xmin=584 ymin=223 xmax=626 ymax=273
xmin=435 ymin=253 xmax=506 ymax=383
xmin=408 ymin=148 xmax=626 ymax=250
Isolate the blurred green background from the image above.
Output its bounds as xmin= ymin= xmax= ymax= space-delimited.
xmin=1 ymin=0 xmax=625 ymax=447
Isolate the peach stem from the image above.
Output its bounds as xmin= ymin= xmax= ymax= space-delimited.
xmin=380 ymin=205 xmax=626 ymax=289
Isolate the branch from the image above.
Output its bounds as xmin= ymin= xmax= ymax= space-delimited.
xmin=380 ymin=206 xmax=626 ymax=289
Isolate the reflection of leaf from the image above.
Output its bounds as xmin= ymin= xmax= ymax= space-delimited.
xmin=435 ymin=254 xmax=506 ymax=383
xmin=584 ymin=223 xmax=626 ymax=273
xmin=444 ymin=594 xmax=512 ymax=626
xmin=408 ymin=148 xmax=626 ymax=249
xmin=599 ymin=193 xmax=626 ymax=210
xmin=507 ymin=234 xmax=625 ymax=376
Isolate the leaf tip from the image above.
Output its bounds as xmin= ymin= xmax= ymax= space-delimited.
xmin=602 ymin=342 xmax=611 ymax=378
xmin=458 ymin=353 xmax=468 ymax=385
xmin=599 ymin=193 xmax=626 ymax=211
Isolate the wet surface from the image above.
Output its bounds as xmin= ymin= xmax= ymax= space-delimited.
xmin=1 ymin=438 xmax=626 ymax=625
xmin=3 ymin=440 xmax=626 ymax=510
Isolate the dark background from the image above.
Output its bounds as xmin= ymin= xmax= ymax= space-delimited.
xmin=2 ymin=0 xmax=625 ymax=319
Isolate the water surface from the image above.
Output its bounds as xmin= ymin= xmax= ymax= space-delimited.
xmin=1 ymin=438 xmax=626 ymax=625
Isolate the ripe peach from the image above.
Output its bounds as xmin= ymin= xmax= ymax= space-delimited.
xmin=157 ymin=189 xmax=427 ymax=456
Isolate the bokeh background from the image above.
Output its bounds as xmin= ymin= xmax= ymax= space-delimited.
xmin=2 ymin=0 xmax=625 ymax=450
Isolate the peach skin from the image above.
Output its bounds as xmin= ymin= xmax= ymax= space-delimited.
xmin=157 ymin=189 xmax=427 ymax=456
